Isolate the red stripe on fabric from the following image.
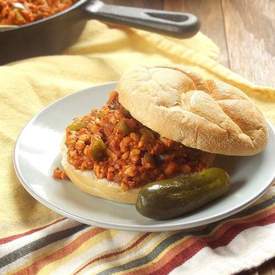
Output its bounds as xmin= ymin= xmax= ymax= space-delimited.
xmin=74 ymin=233 xmax=151 ymax=275
xmin=15 ymin=227 xmax=105 ymax=275
xmin=200 ymin=206 xmax=275 ymax=246
xmin=153 ymin=212 xmax=275 ymax=275
xmin=0 ymin=218 xmax=66 ymax=245
xmin=128 ymin=206 xmax=275 ymax=275
xmin=125 ymin=238 xmax=197 ymax=275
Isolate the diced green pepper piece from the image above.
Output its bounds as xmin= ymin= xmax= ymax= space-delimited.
xmin=68 ymin=119 xmax=87 ymax=131
xmin=91 ymin=137 xmax=106 ymax=161
xmin=117 ymin=119 xmax=131 ymax=136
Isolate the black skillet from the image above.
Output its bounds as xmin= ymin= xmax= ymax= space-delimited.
xmin=0 ymin=0 xmax=200 ymax=64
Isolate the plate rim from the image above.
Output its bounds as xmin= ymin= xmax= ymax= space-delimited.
xmin=13 ymin=82 xmax=275 ymax=232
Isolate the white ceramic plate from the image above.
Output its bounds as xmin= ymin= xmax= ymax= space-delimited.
xmin=14 ymin=83 xmax=275 ymax=232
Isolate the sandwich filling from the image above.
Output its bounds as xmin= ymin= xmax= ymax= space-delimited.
xmin=65 ymin=92 xmax=210 ymax=190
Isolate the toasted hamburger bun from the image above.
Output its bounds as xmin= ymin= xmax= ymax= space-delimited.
xmin=61 ymin=144 xmax=215 ymax=204
xmin=117 ymin=65 xmax=268 ymax=156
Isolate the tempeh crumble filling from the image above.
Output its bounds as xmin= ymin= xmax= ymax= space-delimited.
xmin=62 ymin=91 xmax=209 ymax=190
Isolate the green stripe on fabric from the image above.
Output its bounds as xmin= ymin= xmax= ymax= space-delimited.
xmin=98 ymin=196 xmax=275 ymax=275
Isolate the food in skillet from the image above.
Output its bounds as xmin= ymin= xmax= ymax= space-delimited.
xmin=55 ymin=65 xmax=268 ymax=219
xmin=0 ymin=0 xmax=77 ymax=25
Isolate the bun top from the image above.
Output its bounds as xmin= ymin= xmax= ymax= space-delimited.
xmin=117 ymin=65 xmax=268 ymax=156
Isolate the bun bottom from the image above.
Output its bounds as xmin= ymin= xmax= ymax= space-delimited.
xmin=61 ymin=145 xmax=215 ymax=205
xmin=61 ymin=146 xmax=140 ymax=204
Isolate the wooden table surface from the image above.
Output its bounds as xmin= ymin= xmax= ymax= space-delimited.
xmin=106 ymin=0 xmax=275 ymax=274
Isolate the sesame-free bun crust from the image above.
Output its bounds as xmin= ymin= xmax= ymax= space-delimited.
xmin=117 ymin=65 xmax=268 ymax=156
xmin=61 ymin=145 xmax=140 ymax=204
xmin=61 ymin=144 xmax=215 ymax=204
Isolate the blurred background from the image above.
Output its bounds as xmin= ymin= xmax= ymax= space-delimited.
xmin=106 ymin=0 xmax=275 ymax=88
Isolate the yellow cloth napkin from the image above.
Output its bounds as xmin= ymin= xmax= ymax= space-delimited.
xmin=1 ymin=20 xmax=275 ymax=239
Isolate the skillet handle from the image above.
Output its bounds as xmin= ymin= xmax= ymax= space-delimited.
xmin=84 ymin=0 xmax=200 ymax=38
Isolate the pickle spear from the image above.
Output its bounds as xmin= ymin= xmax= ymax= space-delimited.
xmin=136 ymin=168 xmax=230 ymax=220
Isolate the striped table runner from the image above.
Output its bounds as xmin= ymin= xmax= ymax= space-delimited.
xmin=1 ymin=186 xmax=274 ymax=274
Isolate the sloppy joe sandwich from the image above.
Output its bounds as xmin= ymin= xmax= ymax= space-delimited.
xmin=59 ymin=65 xmax=268 ymax=204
